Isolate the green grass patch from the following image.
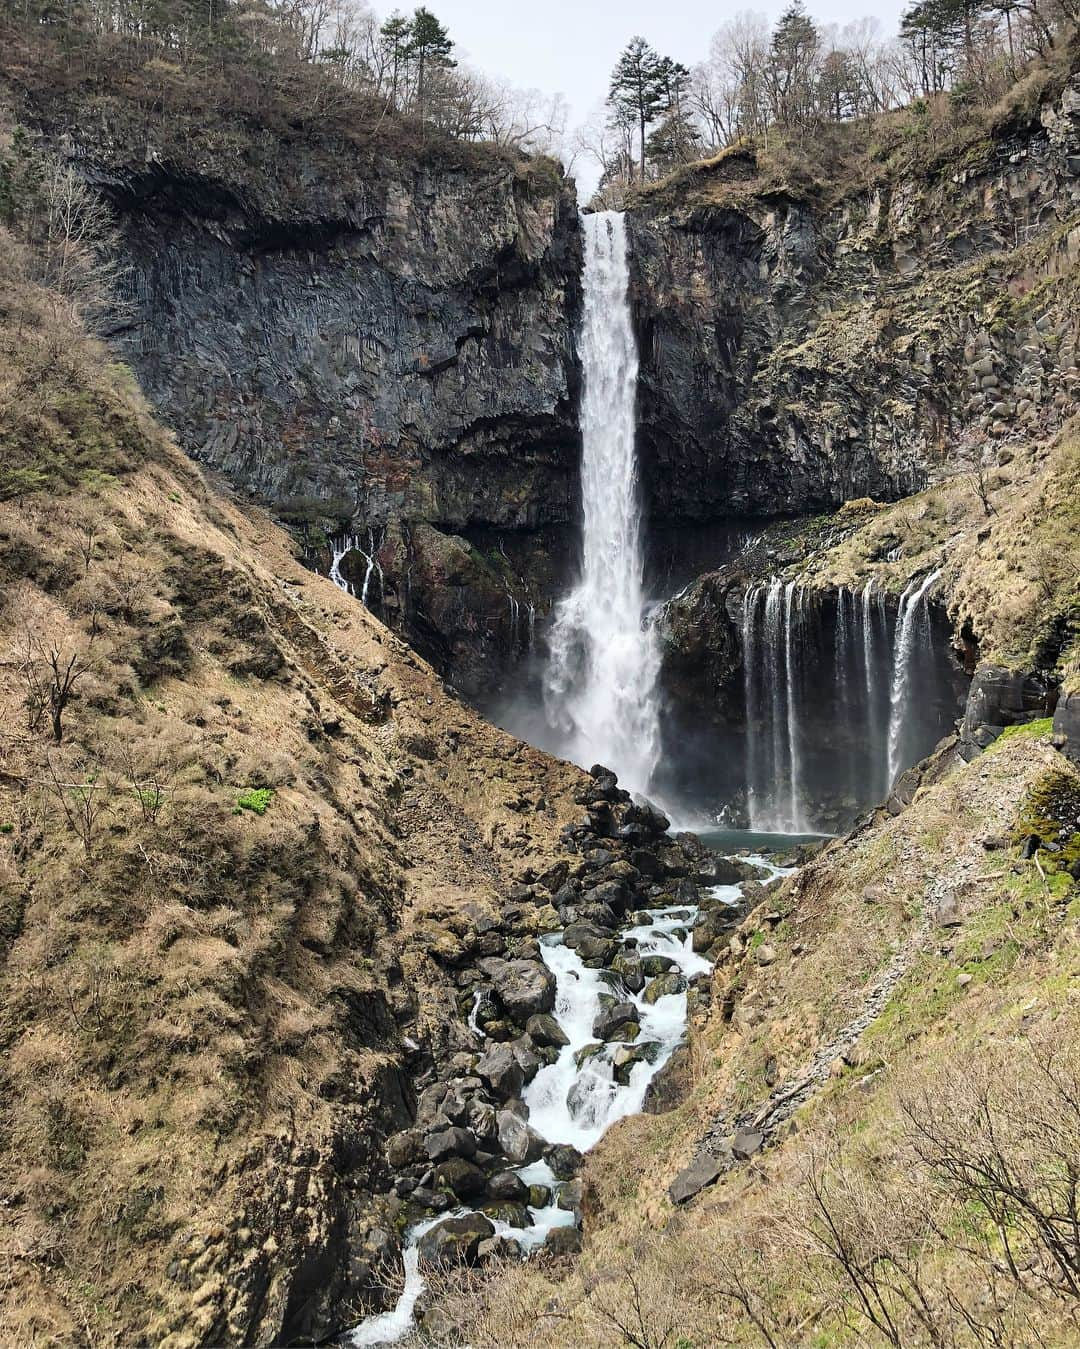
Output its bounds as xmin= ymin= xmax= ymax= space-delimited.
xmin=234 ymin=787 xmax=273 ymax=816
xmin=997 ymin=717 xmax=1054 ymax=743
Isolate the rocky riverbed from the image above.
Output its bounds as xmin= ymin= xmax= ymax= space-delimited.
xmin=349 ymin=765 xmax=789 ymax=1343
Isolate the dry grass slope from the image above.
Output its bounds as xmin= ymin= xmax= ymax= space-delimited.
xmin=0 ymin=244 xmax=584 ymax=1345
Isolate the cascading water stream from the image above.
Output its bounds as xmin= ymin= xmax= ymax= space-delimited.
xmin=886 ymin=569 xmax=942 ymax=786
xmin=544 ymin=211 xmax=660 ymax=798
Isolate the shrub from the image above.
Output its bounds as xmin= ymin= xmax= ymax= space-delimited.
xmin=234 ymin=787 xmax=273 ymax=816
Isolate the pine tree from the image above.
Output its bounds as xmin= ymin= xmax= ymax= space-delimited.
xmin=607 ymin=36 xmax=666 ymax=185
xmin=767 ymin=0 xmax=821 ymax=127
xmin=380 ymin=11 xmax=412 ymax=109
xmin=408 ymin=7 xmax=455 ymax=121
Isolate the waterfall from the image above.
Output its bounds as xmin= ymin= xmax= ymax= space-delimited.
xmin=544 ymin=212 xmax=660 ymax=796
xmin=329 ymin=528 xmax=383 ymax=611
xmin=886 ymin=570 xmax=942 ymax=787
xmin=742 ymin=585 xmax=762 ymax=827
xmin=782 ymin=581 xmax=804 ymax=831
xmin=740 ymin=577 xmax=810 ymax=834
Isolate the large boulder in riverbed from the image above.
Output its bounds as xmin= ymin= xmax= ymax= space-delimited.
xmin=476 ymin=1042 xmax=526 ymax=1099
xmin=526 ymin=1013 xmax=569 ymax=1047
xmin=434 ymin=1158 xmax=487 ymax=1199
xmin=478 ymin=957 xmax=556 ymax=1019
xmin=418 ymin=1213 xmax=495 ymax=1268
xmin=496 ymin=1108 xmax=547 ymax=1164
xmin=642 ymin=971 xmax=687 ymax=1004
xmin=592 ymin=1000 xmax=640 ymax=1041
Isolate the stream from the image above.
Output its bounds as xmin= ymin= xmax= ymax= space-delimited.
xmin=347 ymin=845 xmax=793 ymax=1346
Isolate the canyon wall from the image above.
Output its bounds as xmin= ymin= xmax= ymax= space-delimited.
xmin=27 ymin=91 xmax=584 ymax=691
xmin=626 ymin=77 xmax=1080 ymax=521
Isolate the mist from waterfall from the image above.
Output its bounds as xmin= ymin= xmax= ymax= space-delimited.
xmin=543 ymin=211 xmax=661 ymax=797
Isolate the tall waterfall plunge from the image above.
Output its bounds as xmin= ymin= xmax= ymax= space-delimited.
xmin=543 ymin=212 xmax=661 ymax=797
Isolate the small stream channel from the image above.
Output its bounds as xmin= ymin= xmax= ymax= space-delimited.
xmin=347 ymin=842 xmax=793 ymax=1346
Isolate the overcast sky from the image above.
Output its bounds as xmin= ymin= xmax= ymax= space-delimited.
xmin=423 ymin=0 xmax=909 ymax=193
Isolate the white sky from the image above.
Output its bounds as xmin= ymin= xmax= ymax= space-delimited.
xmin=425 ymin=0 xmax=909 ymax=193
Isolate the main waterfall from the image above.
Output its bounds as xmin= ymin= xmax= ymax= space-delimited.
xmin=543 ymin=212 xmax=661 ymax=798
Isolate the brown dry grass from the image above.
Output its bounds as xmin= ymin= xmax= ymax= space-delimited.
xmin=417 ymin=733 xmax=1080 ymax=1347
xmin=0 ymin=253 xmax=585 ymax=1345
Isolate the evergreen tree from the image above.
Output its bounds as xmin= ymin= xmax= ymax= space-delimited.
xmin=380 ymin=11 xmax=412 ymax=109
xmin=607 ymin=36 xmax=666 ymax=184
xmin=767 ymin=1 xmax=821 ymax=127
xmin=408 ymin=7 xmax=455 ymax=120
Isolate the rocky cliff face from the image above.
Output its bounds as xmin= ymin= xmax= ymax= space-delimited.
xmin=40 ymin=102 xmax=584 ymax=692
xmin=626 ymin=77 xmax=1080 ymax=522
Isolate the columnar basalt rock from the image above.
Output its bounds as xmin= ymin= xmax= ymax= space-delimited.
xmin=626 ymin=80 xmax=1080 ymax=522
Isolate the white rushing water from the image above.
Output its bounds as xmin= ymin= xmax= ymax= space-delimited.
xmin=544 ymin=211 xmax=661 ymax=798
xmin=347 ymin=893 xmax=718 ymax=1347
xmin=886 ymin=569 xmax=942 ymax=786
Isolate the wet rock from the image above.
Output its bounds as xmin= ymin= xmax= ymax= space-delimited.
xmin=640 ymin=954 xmax=676 ymax=976
xmin=612 ymin=1041 xmax=663 ymax=1084
xmin=478 ymin=957 xmax=557 ymax=1019
xmin=592 ymin=1000 xmax=640 ymax=1040
xmin=526 ymin=1013 xmax=570 ymax=1047
xmin=476 ymin=1043 xmax=526 ymax=1100
xmin=482 ymin=1201 xmax=533 ymax=1227
xmin=609 ymin=950 xmax=645 ymax=993
xmin=487 ymin=1170 xmax=529 ymax=1201
xmin=528 ymin=1183 xmax=552 ymax=1208
xmin=545 ymin=1144 xmax=583 ymax=1180
xmin=496 ymin=1109 xmax=546 ymax=1165
xmin=424 ymin=1127 xmax=476 ymax=1162
xmin=642 ymin=971 xmax=687 ymax=1003
xmin=434 ymin=1158 xmax=487 ymax=1199
xmin=555 ymin=1178 xmax=584 ymax=1213
xmin=418 ymin=1213 xmax=495 ymax=1268
xmin=573 ymin=1042 xmax=605 ymax=1069
xmin=509 ymin=1036 xmax=543 ymax=1084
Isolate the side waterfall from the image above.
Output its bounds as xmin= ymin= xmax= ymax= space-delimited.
xmin=543 ymin=211 xmax=660 ymax=797
xmin=742 ymin=572 xmax=946 ymax=829
xmin=886 ymin=569 xmax=942 ymax=786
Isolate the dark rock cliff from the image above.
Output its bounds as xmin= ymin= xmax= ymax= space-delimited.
xmin=626 ymin=77 xmax=1080 ymax=522
xmin=35 ymin=100 xmax=584 ymax=692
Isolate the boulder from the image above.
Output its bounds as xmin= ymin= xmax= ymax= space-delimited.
xmin=642 ymin=1045 xmax=691 ymax=1114
xmin=496 ymin=1108 xmax=546 ymax=1165
xmin=487 ymin=1170 xmax=529 ymax=1201
xmin=476 ymin=1043 xmax=526 ymax=1100
xmin=424 ymin=1126 xmax=476 ymax=1163
xmin=612 ymin=1040 xmax=663 ymax=1084
xmin=526 ymin=1013 xmax=569 ymax=1047
xmin=609 ymin=950 xmax=645 ymax=993
xmin=545 ymin=1143 xmax=583 ymax=1180
xmin=556 ymin=1178 xmax=584 ymax=1213
xmin=434 ymin=1158 xmax=487 ymax=1199
xmin=642 ymin=971 xmax=688 ymax=1003
xmin=478 ymin=957 xmax=557 ymax=1019
xmin=669 ymin=1152 xmax=724 ymax=1205
xmin=544 ymin=1225 xmax=583 ymax=1256
xmin=417 ymin=1213 xmax=495 ymax=1268
xmin=593 ymin=1000 xmax=640 ymax=1040
xmin=477 ymin=1234 xmax=523 ymax=1262
xmin=640 ymin=954 xmax=676 ymax=976
xmin=385 ymin=1129 xmax=424 ymax=1169
xmin=482 ymin=1201 xmax=532 ymax=1227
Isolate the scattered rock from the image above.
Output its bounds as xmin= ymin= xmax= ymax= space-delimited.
xmin=417 ymin=1214 xmax=495 ymax=1268
xmin=669 ymin=1152 xmax=723 ymax=1204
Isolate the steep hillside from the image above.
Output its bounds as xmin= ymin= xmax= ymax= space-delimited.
xmin=411 ymin=723 xmax=1080 ymax=1347
xmin=0 ymin=243 xmax=593 ymax=1346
